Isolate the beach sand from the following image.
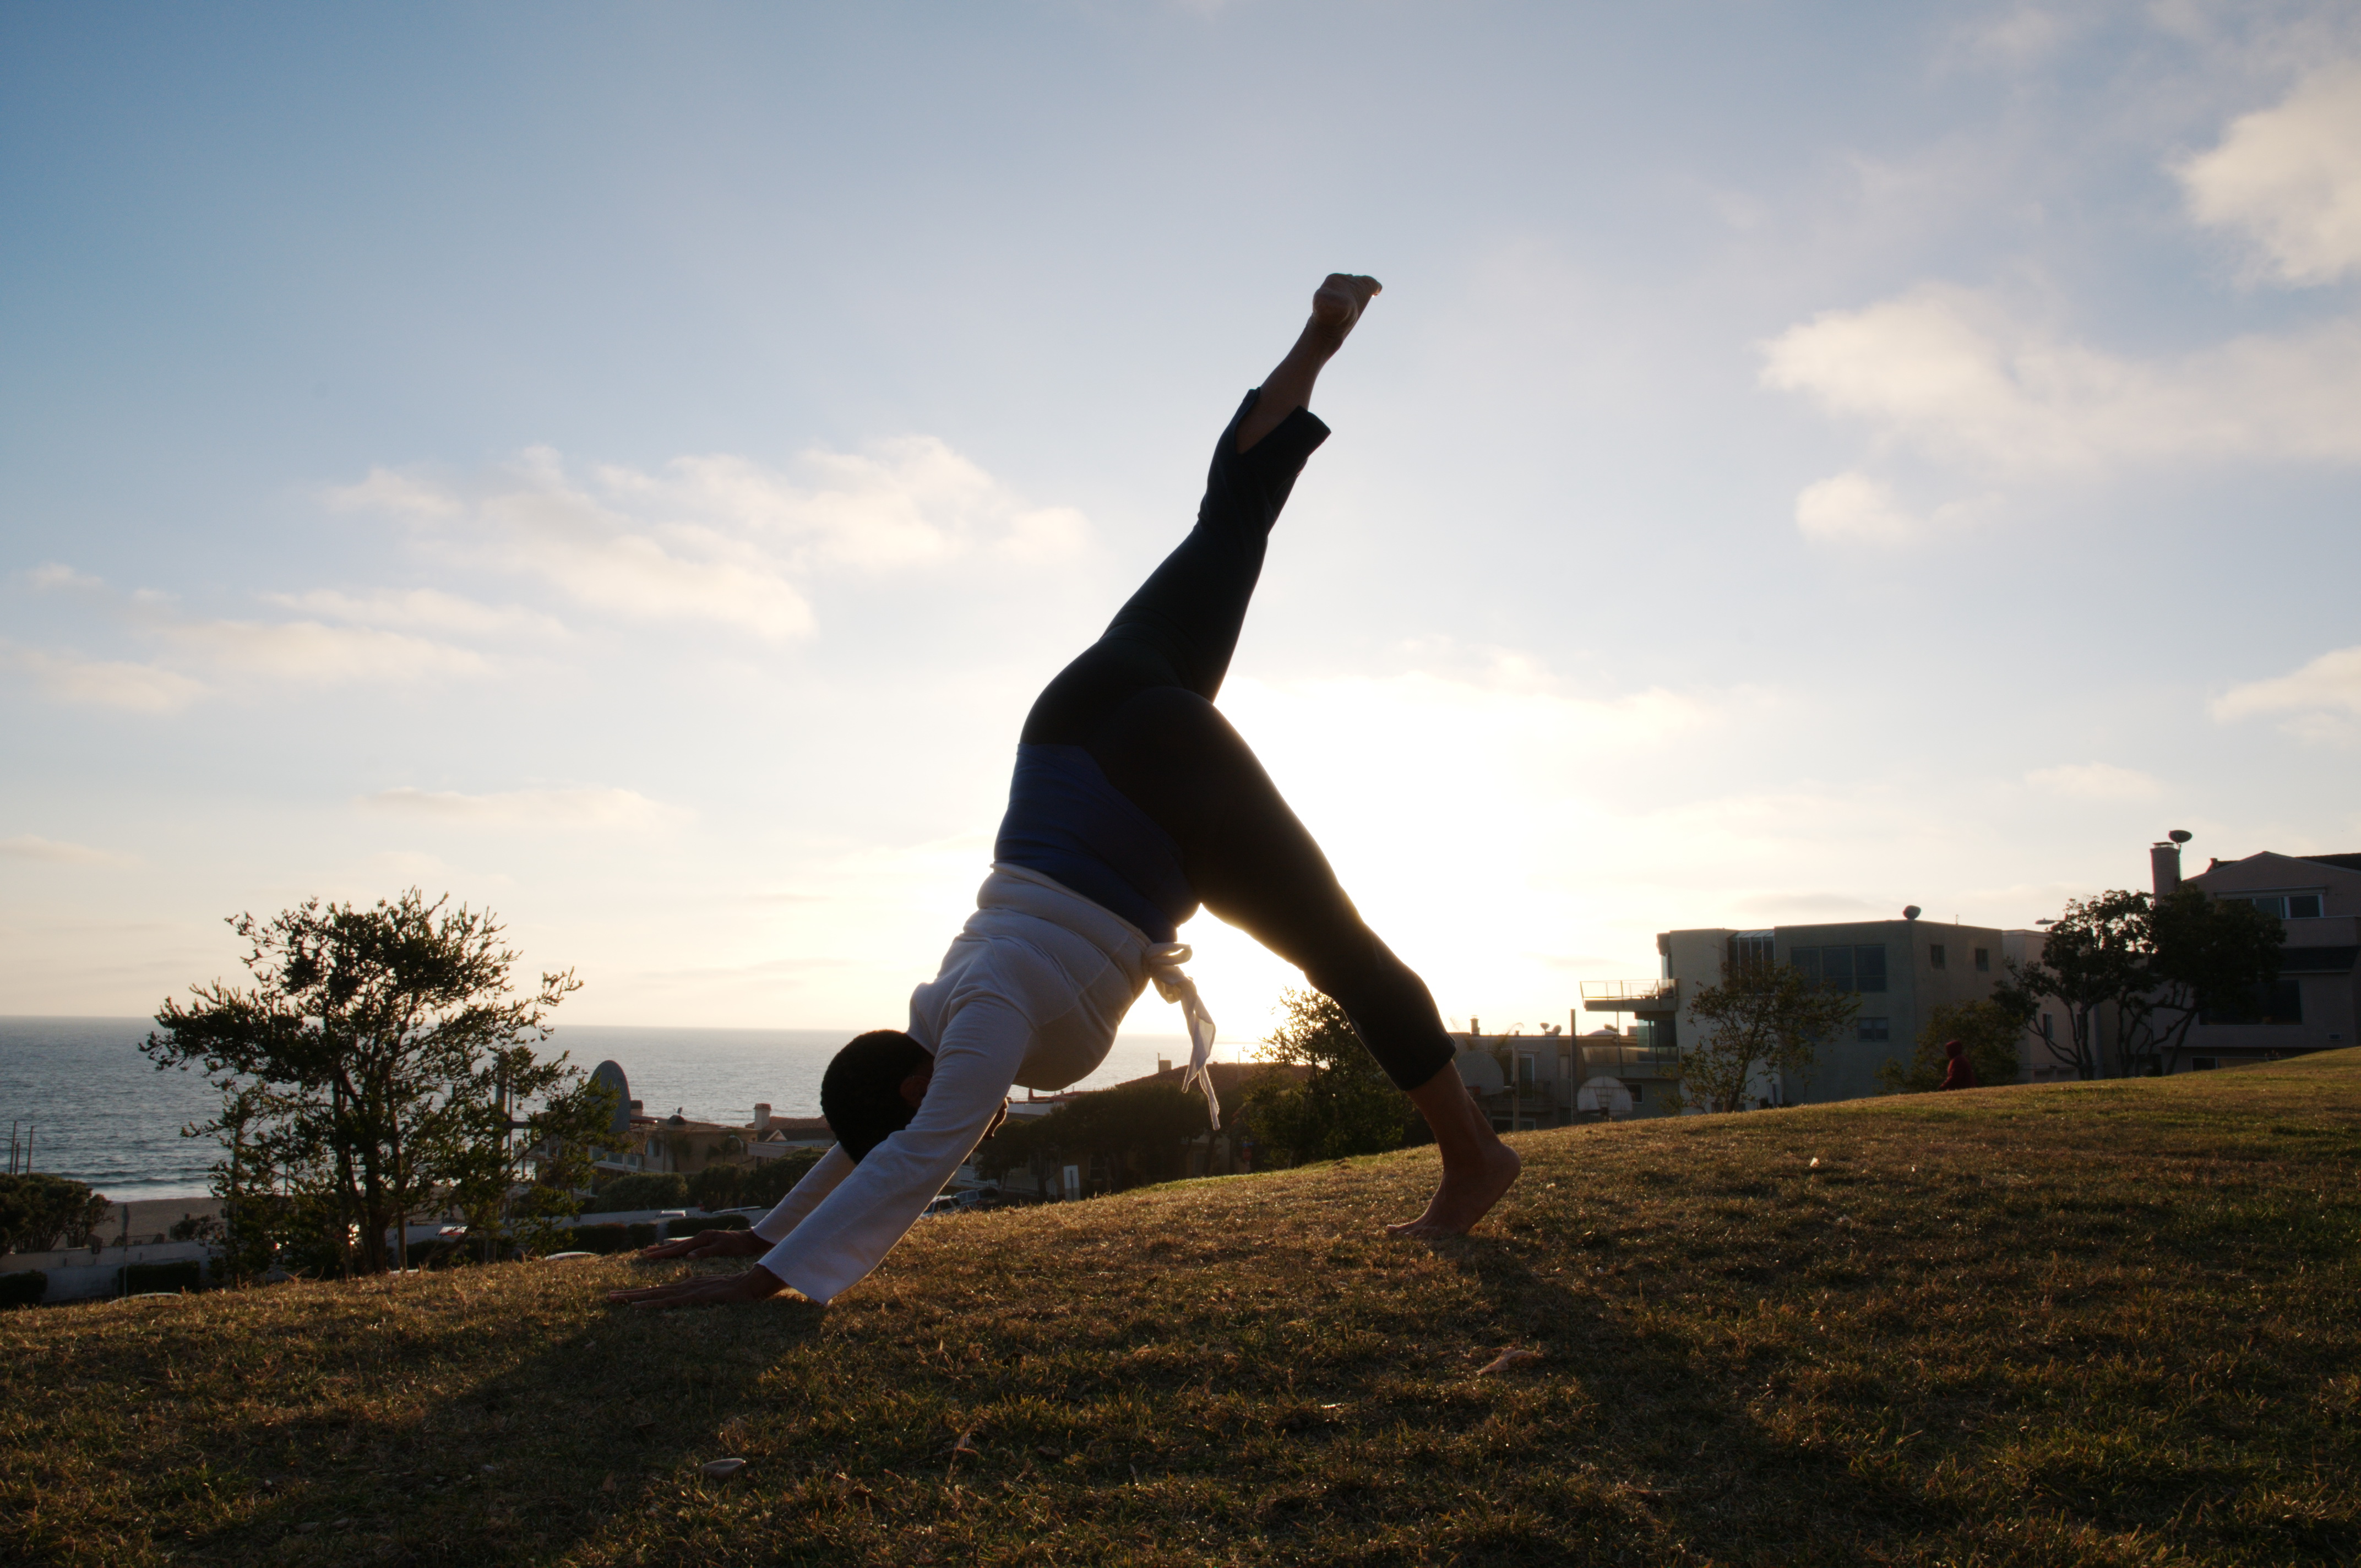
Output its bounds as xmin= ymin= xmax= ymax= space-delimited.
xmin=100 ymin=1196 xmax=224 ymax=1244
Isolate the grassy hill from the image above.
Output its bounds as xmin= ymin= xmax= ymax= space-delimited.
xmin=6 ymin=1054 xmax=2359 ymax=1567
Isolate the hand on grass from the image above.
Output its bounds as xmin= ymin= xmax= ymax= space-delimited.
xmin=606 ymin=1264 xmax=788 ymax=1311
xmin=633 ymin=1228 xmax=768 ymax=1262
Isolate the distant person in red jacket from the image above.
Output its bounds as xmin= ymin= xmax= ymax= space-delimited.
xmin=1938 ymin=1039 xmax=1977 ymax=1091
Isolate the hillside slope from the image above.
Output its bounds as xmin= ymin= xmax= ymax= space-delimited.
xmin=6 ymin=1055 xmax=2359 ymax=1567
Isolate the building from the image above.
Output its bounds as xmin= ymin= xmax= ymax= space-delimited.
xmin=2173 ymin=845 xmax=2359 ymax=1069
xmin=1445 ymin=1017 xmax=1679 ymax=1126
xmin=1644 ymin=917 xmax=2042 ymax=1107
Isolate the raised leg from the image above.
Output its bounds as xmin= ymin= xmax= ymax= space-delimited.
xmin=1234 ymin=274 xmax=1382 ymax=453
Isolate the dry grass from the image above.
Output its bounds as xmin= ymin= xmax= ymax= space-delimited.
xmin=6 ymin=1053 xmax=2359 ymax=1566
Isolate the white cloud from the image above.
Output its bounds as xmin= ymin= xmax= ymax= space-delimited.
xmin=2025 ymin=763 xmax=2165 ymax=801
xmin=2211 ymin=643 xmax=2361 ymax=743
xmin=3 ymin=644 xmax=206 ymax=712
xmin=361 ymin=785 xmax=689 ymax=830
xmin=1791 ymin=471 xmax=1994 ymax=545
xmin=331 ymin=438 xmax=1089 ymax=641
xmin=158 ymin=618 xmax=487 ymax=684
xmin=1959 ymin=5 xmax=2075 ymax=66
xmin=0 ymin=834 xmax=137 ymax=867
xmin=325 ymin=467 xmax=463 ymax=519
xmin=26 ymin=563 xmax=103 ymax=591
xmin=2178 ymin=61 xmax=2361 ymax=286
xmin=264 ymin=587 xmax=567 ymax=640
xmin=1761 ymin=282 xmax=2361 ymax=475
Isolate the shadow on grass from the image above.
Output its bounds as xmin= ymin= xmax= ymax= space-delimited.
xmin=1424 ymin=1231 xmax=1963 ymax=1561
xmin=175 ymin=1263 xmax=827 ymax=1566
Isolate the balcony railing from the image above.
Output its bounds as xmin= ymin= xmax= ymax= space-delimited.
xmin=1579 ymin=978 xmax=1680 ymax=1010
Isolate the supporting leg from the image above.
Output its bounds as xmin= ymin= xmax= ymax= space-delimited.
xmin=1091 ymin=686 xmax=1519 ymax=1236
xmin=1392 ymin=1066 xmax=1523 ymax=1239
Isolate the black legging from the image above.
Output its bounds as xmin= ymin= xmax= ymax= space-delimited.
xmin=1020 ymin=390 xmax=1457 ymax=1093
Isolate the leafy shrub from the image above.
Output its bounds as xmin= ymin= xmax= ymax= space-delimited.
xmin=0 ymin=1270 xmax=46 ymax=1309
xmin=741 ymin=1148 xmax=825 ymax=1208
xmin=402 ymin=1238 xmax=474 ymax=1270
xmin=687 ymin=1163 xmax=746 ymax=1211
xmin=592 ymin=1173 xmax=688 ymax=1212
xmin=0 ymin=1173 xmax=111 ymax=1253
xmin=565 ymin=1223 xmax=633 ymax=1255
xmin=122 ymin=1261 xmax=202 ymax=1294
xmin=625 ymin=1222 xmax=659 ymax=1249
xmin=666 ymin=1213 xmax=751 ymax=1239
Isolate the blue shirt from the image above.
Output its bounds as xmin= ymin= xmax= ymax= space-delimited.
xmin=992 ymin=744 xmax=1194 ymax=942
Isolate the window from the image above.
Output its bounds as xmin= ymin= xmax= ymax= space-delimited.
xmin=1974 ymin=947 xmax=1990 ymax=972
xmin=1516 ymin=1052 xmax=1537 ymax=1088
xmin=2191 ymin=1058 xmax=2218 ymax=1071
xmin=1730 ymin=932 xmax=1774 ymax=969
xmin=2234 ymin=892 xmax=2325 ymax=919
xmin=1929 ymin=943 xmax=1946 ymax=970
xmin=1628 ymin=1082 xmax=1645 ymax=1102
xmin=2201 ymin=977 xmax=2305 ymax=1026
xmin=1857 ymin=1017 xmax=1890 ymax=1043
xmin=1790 ymin=944 xmax=1887 ymax=993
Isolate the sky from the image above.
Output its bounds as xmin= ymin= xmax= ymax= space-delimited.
xmin=4 ymin=1 xmax=2359 ymax=1050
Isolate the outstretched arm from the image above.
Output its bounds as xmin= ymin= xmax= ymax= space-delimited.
xmin=606 ymin=1005 xmax=1026 ymax=1310
xmin=1233 ymin=273 xmax=1381 ymax=454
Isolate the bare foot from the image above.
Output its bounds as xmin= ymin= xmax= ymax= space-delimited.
xmin=1309 ymin=273 xmax=1382 ymax=340
xmin=1386 ymin=1140 xmax=1521 ymax=1239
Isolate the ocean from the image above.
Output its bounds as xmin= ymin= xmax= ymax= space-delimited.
xmin=0 ymin=1016 xmax=1197 ymax=1202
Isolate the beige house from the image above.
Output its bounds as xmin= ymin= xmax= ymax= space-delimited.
xmin=1644 ymin=917 xmax=2046 ymax=1108
xmin=2174 ymin=845 xmax=2359 ymax=1069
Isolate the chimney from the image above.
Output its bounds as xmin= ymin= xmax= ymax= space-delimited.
xmin=1157 ymin=1058 xmax=1172 ymax=1074
xmin=753 ymin=1103 xmax=771 ymax=1130
xmin=1469 ymin=1017 xmax=1481 ymax=1042
xmin=2151 ymin=841 xmax=2182 ymax=899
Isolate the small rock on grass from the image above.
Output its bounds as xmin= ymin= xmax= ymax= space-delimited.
xmin=701 ymin=1458 xmax=746 ymax=1478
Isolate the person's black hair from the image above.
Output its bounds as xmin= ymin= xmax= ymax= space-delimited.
xmin=820 ymin=1030 xmax=933 ymax=1163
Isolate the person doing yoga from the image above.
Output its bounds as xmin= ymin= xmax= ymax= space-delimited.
xmin=608 ymin=275 xmax=1520 ymax=1313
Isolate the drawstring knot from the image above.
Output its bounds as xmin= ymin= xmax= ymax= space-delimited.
xmin=1144 ymin=943 xmax=1220 ymax=1128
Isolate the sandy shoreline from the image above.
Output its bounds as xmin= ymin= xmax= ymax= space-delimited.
xmin=99 ymin=1195 xmax=224 ymax=1242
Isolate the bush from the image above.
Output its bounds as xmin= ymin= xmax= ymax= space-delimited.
xmin=592 ymin=1173 xmax=688 ymax=1212
xmin=742 ymin=1148 xmax=825 ymax=1208
xmin=0 ymin=1173 xmax=111 ymax=1253
xmin=666 ymin=1213 xmax=751 ymax=1239
xmin=0 ymin=1270 xmax=46 ymax=1308
xmin=564 ymin=1223 xmax=633 ymax=1255
xmin=402 ymin=1238 xmax=472 ymax=1270
xmin=122 ymin=1261 xmax=202 ymax=1294
xmin=626 ymin=1222 xmax=659 ymax=1249
xmin=687 ymin=1163 xmax=747 ymax=1211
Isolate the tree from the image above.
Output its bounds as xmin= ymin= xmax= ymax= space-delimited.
xmin=1877 ymin=997 xmax=2033 ymax=1094
xmin=2001 ymin=891 xmax=2148 ymax=1080
xmin=1241 ymin=989 xmax=1407 ymax=1164
xmin=1681 ymin=964 xmax=1859 ymax=1114
xmin=0 ymin=1173 xmax=111 ymax=1254
xmin=2005 ymin=889 xmax=2283 ymax=1080
xmin=142 ymin=890 xmax=612 ymax=1277
xmin=2134 ymin=887 xmax=2284 ymax=1075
